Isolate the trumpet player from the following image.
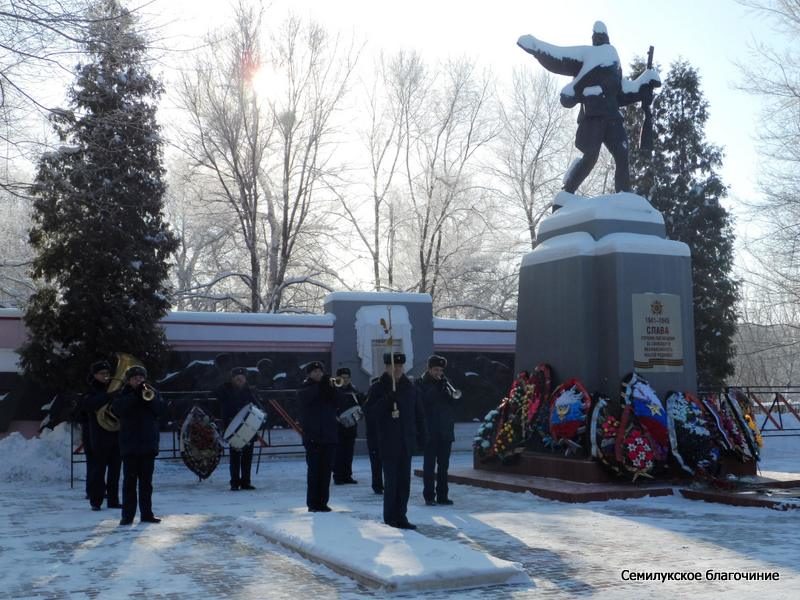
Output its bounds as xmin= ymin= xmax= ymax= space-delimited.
xmin=112 ymin=365 xmax=165 ymax=526
xmin=417 ymin=355 xmax=457 ymax=506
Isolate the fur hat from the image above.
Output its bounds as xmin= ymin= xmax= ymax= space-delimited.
xmin=305 ymin=361 xmax=325 ymax=374
xmin=383 ymin=352 xmax=406 ymax=365
xmin=124 ymin=365 xmax=147 ymax=380
xmin=336 ymin=367 xmax=351 ymax=377
xmin=90 ymin=360 xmax=112 ymax=375
xmin=230 ymin=366 xmax=247 ymax=378
xmin=427 ymin=355 xmax=447 ymax=369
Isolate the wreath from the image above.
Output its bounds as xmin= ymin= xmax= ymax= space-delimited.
xmin=180 ymin=405 xmax=224 ymax=480
xmin=666 ymin=391 xmax=722 ymax=478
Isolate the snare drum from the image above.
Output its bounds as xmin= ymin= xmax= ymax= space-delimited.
xmin=224 ymin=403 xmax=267 ymax=449
xmin=337 ymin=405 xmax=363 ymax=428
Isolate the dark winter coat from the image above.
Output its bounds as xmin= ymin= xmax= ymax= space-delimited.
xmin=367 ymin=372 xmax=425 ymax=459
xmin=298 ymin=378 xmax=339 ymax=446
xmin=216 ymin=382 xmax=258 ymax=427
xmin=79 ymin=379 xmax=119 ymax=452
xmin=112 ymin=383 xmax=165 ymax=457
xmin=416 ymin=373 xmax=457 ymax=444
xmin=568 ymin=63 xmax=649 ymax=121
xmin=362 ymin=380 xmax=381 ymax=452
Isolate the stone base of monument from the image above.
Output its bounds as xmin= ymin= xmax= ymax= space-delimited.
xmin=457 ymin=450 xmax=757 ymax=501
xmin=501 ymin=191 xmax=706 ymax=487
xmin=415 ymin=464 xmax=674 ymax=503
xmin=242 ymin=512 xmax=529 ymax=592
xmin=515 ymin=192 xmax=697 ymax=401
xmin=474 ymin=451 xmax=616 ymax=484
xmin=679 ymin=478 xmax=800 ymax=510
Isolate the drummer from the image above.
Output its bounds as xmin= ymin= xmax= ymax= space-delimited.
xmin=333 ymin=368 xmax=363 ymax=485
xmin=217 ymin=367 xmax=258 ymax=491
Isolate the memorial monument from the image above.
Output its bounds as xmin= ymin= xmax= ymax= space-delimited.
xmin=514 ymin=21 xmax=696 ymax=401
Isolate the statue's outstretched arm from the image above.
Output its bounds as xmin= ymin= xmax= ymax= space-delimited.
xmin=618 ymin=69 xmax=662 ymax=106
xmin=517 ymin=35 xmax=583 ymax=77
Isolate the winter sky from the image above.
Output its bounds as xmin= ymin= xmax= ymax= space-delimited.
xmin=148 ymin=0 xmax=778 ymax=214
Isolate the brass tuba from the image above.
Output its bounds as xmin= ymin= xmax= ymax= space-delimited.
xmin=96 ymin=353 xmax=144 ymax=432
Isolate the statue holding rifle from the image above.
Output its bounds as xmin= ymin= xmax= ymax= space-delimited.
xmin=518 ymin=21 xmax=660 ymax=195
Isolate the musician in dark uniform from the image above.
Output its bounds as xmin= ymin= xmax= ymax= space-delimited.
xmin=298 ymin=361 xmax=338 ymax=512
xmin=363 ymin=375 xmax=383 ymax=494
xmin=417 ymin=355 xmax=457 ymax=506
xmin=216 ymin=367 xmax=258 ymax=491
xmin=112 ymin=365 xmax=166 ymax=526
xmin=367 ymin=352 xmax=425 ymax=529
xmin=75 ymin=390 xmax=94 ymax=501
xmin=81 ymin=360 xmax=121 ymax=510
xmin=333 ymin=368 xmax=362 ymax=485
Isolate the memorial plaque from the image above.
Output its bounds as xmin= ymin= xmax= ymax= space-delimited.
xmin=632 ymin=293 xmax=683 ymax=372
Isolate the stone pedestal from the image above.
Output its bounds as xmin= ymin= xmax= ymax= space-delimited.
xmin=515 ymin=192 xmax=697 ymax=400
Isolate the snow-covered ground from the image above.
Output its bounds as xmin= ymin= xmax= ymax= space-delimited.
xmin=1 ymin=426 xmax=798 ymax=599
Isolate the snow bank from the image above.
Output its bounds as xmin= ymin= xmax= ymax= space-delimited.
xmin=0 ymin=422 xmax=72 ymax=483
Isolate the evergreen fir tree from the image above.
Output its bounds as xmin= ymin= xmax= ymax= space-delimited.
xmin=21 ymin=0 xmax=178 ymax=391
xmin=625 ymin=59 xmax=739 ymax=387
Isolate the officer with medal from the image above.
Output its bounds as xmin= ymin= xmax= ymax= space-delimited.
xmin=366 ymin=352 xmax=425 ymax=529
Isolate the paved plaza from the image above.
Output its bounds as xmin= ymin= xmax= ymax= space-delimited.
xmin=0 ymin=428 xmax=798 ymax=599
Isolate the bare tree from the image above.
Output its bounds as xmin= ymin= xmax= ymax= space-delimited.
xmin=262 ymin=15 xmax=359 ymax=311
xmin=0 ymin=1 xmax=130 ymax=194
xmin=734 ymin=287 xmax=800 ymax=385
xmin=177 ymin=2 xmax=271 ymax=312
xmin=164 ymin=157 xmax=243 ymax=311
xmin=735 ymin=1 xmax=800 ymax=324
xmin=0 ymin=179 xmax=35 ymax=305
xmin=176 ymin=5 xmax=358 ymax=312
xmin=491 ymin=68 xmax=572 ymax=248
xmin=336 ymin=51 xmax=418 ymax=290
xmin=400 ymin=58 xmax=498 ymax=301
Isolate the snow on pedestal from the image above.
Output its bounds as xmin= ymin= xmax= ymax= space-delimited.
xmin=242 ymin=512 xmax=529 ymax=592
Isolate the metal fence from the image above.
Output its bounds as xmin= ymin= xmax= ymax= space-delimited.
xmin=70 ymin=389 xmax=303 ymax=488
xmin=699 ymin=387 xmax=800 ymax=437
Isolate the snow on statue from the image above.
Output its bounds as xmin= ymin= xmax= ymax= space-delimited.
xmin=517 ymin=21 xmax=661 ymax=196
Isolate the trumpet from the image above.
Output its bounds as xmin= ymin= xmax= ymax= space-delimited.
xmin=141 ymin=382 xmax=156 ymax=401
xmin=329 ymin=376 xmax=345 ymax=388
xmin=443 ymin=377 xmax=462 ymax=400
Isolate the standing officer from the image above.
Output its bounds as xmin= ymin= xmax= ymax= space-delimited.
xmin=81 ymin=360 xmax=122 ymax=511
xmin=112 ymin=365 xmax=165 ymax=526
xmin=367 ymin=352 xmax=425 ymax=529
xmin=333 ymin=368 xmax=362 ymax=485
xmin=417 ymin=355 xmax=457 ymax=506
xmin=299 ymin=361 xmax=338 ymax=512
xmin=216 ymin=367 xmax=258 ymax=491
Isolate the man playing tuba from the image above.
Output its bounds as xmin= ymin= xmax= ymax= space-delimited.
xmin=79 ymin=360 xmax=121 ymax=511
xmin=112 ymin=365 xmax=165 ymax=526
